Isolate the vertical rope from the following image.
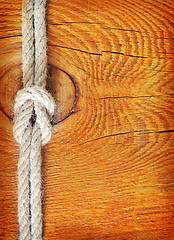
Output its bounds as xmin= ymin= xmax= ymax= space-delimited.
xmin=13 ymin=1 xmax=55 ymax=239
xmin=34 ymin=0 xmax=47 ymax=87
xmin=22 ymin=0 xmax=35 ymax=87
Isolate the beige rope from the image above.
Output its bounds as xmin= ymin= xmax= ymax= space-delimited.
xmin=13 ymin=1 xmax=55 ymax=239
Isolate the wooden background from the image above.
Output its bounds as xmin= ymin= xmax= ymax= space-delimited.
xmin=0 ymin=0 xmax=174 ymax=239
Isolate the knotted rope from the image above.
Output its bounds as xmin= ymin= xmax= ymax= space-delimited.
xmin=13 ymin=0 xmax=55 ymax=239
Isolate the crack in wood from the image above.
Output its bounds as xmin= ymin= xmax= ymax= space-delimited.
xmin=48 ymin=44 xmax=174 ymax=59
xmin=97 ymin=95 xmax=174 ymax=99
xmin=0 ymin=34 xmax=22 ymax=40
xmin=80 ymin=129 xmax=174 ymax=145
xmin=48 ymin=44 xmax=102 ymax=55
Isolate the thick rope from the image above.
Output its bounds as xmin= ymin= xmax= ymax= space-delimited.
xmin=13 ymin=1 xmax=54 ymax=239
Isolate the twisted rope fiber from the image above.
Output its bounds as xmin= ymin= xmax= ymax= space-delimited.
xmin=13 ymin=0 xmax=55 ymax=239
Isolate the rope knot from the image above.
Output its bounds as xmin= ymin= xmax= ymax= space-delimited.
xmin=13 ymin=86 xmax=55 ymax=146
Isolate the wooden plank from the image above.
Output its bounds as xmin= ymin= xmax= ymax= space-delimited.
xmin=0 ymin=0 xmax=173 ymax=239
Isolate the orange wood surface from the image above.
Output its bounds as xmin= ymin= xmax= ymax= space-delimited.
xmin=0 ymin=0 xmax=174 ymax=239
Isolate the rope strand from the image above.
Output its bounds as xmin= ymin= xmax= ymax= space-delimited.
xmin=13 ymin=1 xmax=54 ymax=239
xmin=34 ymin=0 xmax=47 ymax=87
xmin=22 ymin=0 xmax=35 ymax=87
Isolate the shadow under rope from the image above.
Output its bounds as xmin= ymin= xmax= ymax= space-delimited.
xmin=51 ymin=67 xmax=79 ymax=126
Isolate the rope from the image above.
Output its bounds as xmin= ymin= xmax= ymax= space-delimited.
xmin=13 ymin=1 xmax=55 ymax=239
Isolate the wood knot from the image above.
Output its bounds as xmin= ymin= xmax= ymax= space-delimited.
xmin=0 ymin=63 xmax=79 ymax=125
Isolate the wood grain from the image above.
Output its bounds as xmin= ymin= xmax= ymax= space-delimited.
xmin=0 ymin=0 xmax=174 ymax=239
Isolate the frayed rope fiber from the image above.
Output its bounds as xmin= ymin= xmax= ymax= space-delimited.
xmin=13 ymin=0 xmax=55 ymax=239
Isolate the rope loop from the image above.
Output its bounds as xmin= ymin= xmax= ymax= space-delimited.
xmin=13 ymin=86 xmax=55 ymax=146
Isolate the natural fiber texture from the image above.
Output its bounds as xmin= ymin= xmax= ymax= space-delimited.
xmin=13 ymin=0 xmax=54 ymax=239
xmin=22 ymin=0 xmax=47 ymax=87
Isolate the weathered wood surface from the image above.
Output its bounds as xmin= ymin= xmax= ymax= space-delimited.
xmin=0 ymin=0 xmax=174 ymax=239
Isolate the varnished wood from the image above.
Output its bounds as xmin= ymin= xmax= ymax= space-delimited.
xmin=0 ymin=0 xmax=174 ymax=239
